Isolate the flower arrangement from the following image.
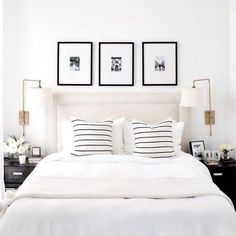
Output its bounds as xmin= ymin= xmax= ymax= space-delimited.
xmin=219 ymin=144 xmax=233 ymax=155
xmin=4 ymin=135 xmax=30 ymax=156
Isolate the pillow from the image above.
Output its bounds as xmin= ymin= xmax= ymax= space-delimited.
xmin=70 ymin=118 xmax=113 ymax=157
xmin=124 ymin=120 xmax=184 ymax=155
xmin=172 ymin=121 xmax=184 ymax=155
xmin=132 ymin=118 xmax=174 ymax=158
xmin=61 ymin=117 xmax=125 ymax=155
xmin=123 ymin=121 xmax=135 ymax=154
xmin=60 ymin=119 xmax=73 ymax=154
xmin=112 ymin=117 xmax=125 ymax=154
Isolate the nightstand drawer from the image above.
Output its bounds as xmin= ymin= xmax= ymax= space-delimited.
xmin=4 ymin=158 xmax=38 ymax=189
xmin=208 ymin=165 xmax=236 ymax=207
xmin=4 ymin=166 xmax=34 ymax=184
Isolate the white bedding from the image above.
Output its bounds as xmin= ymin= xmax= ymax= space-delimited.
xmin=28 ymin=151 xmax=211 ymax=179
xmin=0 ymin=152 xmax=236 ymax=236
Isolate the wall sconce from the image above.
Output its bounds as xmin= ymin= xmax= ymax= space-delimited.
xmin=19 ymin=79 xmax=53 ymax=137
xmin=180 ymin=78 xmax=215 ymax=136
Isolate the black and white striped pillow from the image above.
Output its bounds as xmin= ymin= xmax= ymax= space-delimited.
xmin=132 ymin=119 xmax=174 ymax=158
xmin=70 ymin=119 xmax=113 ymax=157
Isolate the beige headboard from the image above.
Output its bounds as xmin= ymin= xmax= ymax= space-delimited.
xmin=44 ymin=92 xmax=190 ymax=155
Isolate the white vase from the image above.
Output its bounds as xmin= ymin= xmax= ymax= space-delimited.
xmin=19 ymin=155 xmax=26 ymax=165
xmin=222 ymin=152 xmax=231 ymax=160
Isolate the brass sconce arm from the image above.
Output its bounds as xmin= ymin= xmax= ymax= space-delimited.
xmin=192 ymin=78 xmax=215 ymax=136
xmin=20 ymin=79 xmax=42 ymax=137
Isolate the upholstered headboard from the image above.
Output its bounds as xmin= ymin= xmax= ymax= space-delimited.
xmin=44 ymin=93 xmax=190 ymax=155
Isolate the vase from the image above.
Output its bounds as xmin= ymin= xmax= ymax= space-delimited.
xmin=19 ymin=155 xmax=26 ymax=165
xmin=222 ymin=152 xmax=230 ymax=160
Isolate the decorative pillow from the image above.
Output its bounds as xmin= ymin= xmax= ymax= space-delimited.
xmin=132 ymin=118 xmax=174 ymax=158
xmin=61 ymin=118 xmax=125 ymax=155
xmin=70 ymin=118 xmax=113 ymax=157
xmin=124 ymin=120 xmax=184 ymax=156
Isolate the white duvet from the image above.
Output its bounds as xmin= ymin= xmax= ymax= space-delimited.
xmin=0 ymin=152 xmax=236 ymax=236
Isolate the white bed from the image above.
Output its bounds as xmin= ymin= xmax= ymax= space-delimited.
xmin=0 ymin=93 xmax=236 ymax=235
xmin=0 ymin=152 xmax=236 ymax=236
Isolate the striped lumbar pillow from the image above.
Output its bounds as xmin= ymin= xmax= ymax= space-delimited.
xmin=132 ymin=118 xmax=174 ymax=158
xmin=70 ymin=118 xmax=113 ymax=157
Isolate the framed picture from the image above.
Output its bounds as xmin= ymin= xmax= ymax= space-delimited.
xmin=212 ymin=150 xmax=221 ymax=161
xmin=99 ymin=42 xmax=134 ymax=86
xmin=189 ymin=140 xmax=205 ymax=160
xmin=57 ymin=42 xmax=93 ymax=86
xmin=203 ymin=150 xmax=211 ymax=160
xmin=142 ymin=42 xmax=177 ymax=86
xmin=32 ymin=147 xmax=41 ymax=157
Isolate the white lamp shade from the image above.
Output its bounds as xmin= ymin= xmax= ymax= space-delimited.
xmin=180 ymin=88 xmax=207 ymax=107
xmin=28 ymin=88 xmax=53 ymax=107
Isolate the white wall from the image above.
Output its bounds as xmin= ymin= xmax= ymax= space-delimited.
xmin=0 ymin=0 xmax=4 ymax=198
xmin=229 ymin=0 xmax=236 ymax=149
xmin=3 ymin=0 xmax=231 ymax=154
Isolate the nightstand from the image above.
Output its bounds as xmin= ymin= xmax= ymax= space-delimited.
xmin=4 ymin=158 xmax=37 ymax=189
xmin=203 ymin=161 xmax=236 ymax=208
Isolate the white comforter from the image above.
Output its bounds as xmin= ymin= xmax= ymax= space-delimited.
xmin=0 ymin=152 xmax=236 ymax=236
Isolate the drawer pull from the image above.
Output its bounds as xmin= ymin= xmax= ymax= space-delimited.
xmin=213 ymin=173 xmax=223 ymax=176
xmin=13 ymin=172 xmax=23 ymax=176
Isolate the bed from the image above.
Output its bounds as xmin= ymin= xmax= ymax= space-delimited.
xmin=0 ymin=152 xmax=236 ymax=236
xmin=0 ymin=93 xmax=236 ymax=236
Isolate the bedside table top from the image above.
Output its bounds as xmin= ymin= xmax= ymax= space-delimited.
xmin=4 ymin=158 xmax=37 ymax=167
xmin=202 ymin=160 xmax=236 ymax=168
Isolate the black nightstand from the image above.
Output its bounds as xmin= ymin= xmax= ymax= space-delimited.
xmin=203 ymin=161 xmax=236 ymax=208
xmin=4 ymin=158 xmax=37 ymax=189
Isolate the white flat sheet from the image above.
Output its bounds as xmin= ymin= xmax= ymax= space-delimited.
xmin=0 ymin=152 xmax=236 ymax=236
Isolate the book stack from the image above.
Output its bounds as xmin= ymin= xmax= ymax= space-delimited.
xmin=28 ymin=157 xmax=43 ymax=164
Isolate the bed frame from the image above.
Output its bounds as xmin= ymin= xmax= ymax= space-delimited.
xmin=44 ymin=92 xmax=190 ymax=155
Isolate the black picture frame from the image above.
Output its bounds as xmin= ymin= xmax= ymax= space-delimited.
xmin=99 ymin=42 xmax=134 ymax=86
xmin=189 ymin=140 xmax=205 ymax=160
xmin=32 ymin=147 xmax=41 ymax=157
xmin=142 ymin=42 xmax=178 ymax=86
xmin=57 ymin=42 xmax=93 ymax=86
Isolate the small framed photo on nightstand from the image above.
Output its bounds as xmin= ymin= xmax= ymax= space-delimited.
xmin=189 ymin=140 xmax=205 ymax=160
xmin=32 ymin=147 xmax=41 ymax=157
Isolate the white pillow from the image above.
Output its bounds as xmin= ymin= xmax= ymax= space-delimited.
xmin=60 ymin=119 xmax=73 ymax=154
xmin=60 ymin=117 xmax=125 ymax=155
xmin=124 ymin=120 xmax=184 ymax=155
xmin=112 ymin=117 xmax=125 ymax=154
xmin=123 ymin=121 xmax=135 ymax=154
xmin=172 ymin=121 xmax=184 ymax=155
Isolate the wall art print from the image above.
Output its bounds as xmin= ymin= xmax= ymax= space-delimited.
xmin=57 ymin=42 xmax=93 ymax=86
xmin=99 ymin=42 xmax=134 ymax=86
xmin=142 ymin=42 xmax=178 ymax=86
